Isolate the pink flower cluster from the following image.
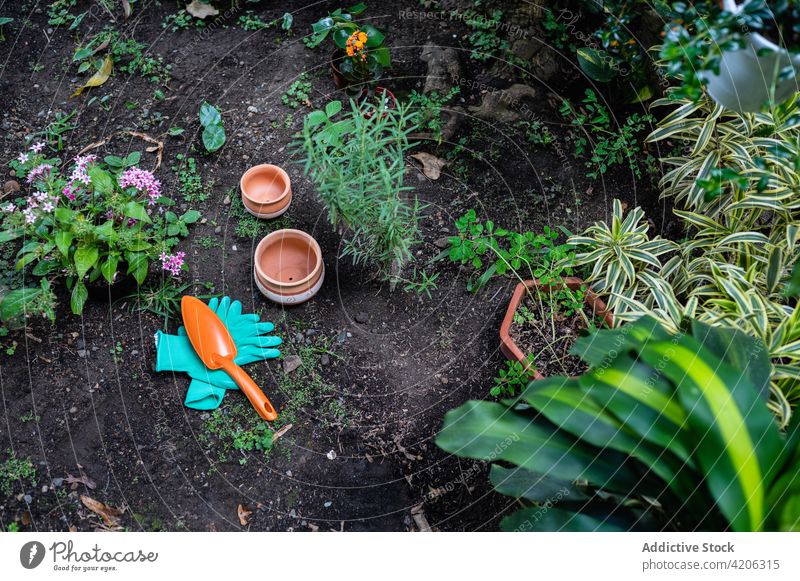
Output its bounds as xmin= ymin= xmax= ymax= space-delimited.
xmin=159 ymin=251 xmax=186 ymax=277
xmin=119 ymin=167 xmax=162 ymax=206
xmin=26 ymin=163 xmax=53 ymax=184
xmin=62 ymin=154 xmax=97 ymax=201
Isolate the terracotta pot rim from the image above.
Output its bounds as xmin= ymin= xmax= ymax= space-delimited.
xmin=254 ymin=263 xmax=323 ymax=295
xmin=240 ymin=164 xmax=291 ymax=208
xmin=498 ymin=277 xmax=613 ymax=381
xmin=254 ymin=264 xmax=325 ymax=305
xmin=254 ymin=229 xmax=323 ymax=289
xmin=242 ymin=191 xmax=292 ymax=219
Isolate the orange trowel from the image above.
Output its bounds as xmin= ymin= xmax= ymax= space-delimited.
xmin=181 ymin=296 xmax=277 ymax=421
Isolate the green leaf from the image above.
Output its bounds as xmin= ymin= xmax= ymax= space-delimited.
xmin=489 ymin=465 xmax=589 ymax=503
xmin=361 ymin=24 xmax=384 ymax=48
xmin=199 ymin=101 xmax=221 ymax=127
xmin=202 ymin=124 xmax=226 ymax=152
xmin=371 ymin=46 xmax=391 ymax=68
xmin=639 ymin=337 xmax=783 ymax=531
xmin=0 ymin=287 xmax=42 ymax=322
xmin=311 ymin=16 xmax=334 ymax=34
xmin=307 ymin=110 xmax=328 ymax=127
xmin=500 ymin=507 xmax=635 ymax=532
xmin=70 ymin=282 xmax=88 ymax=315
xmin=132 ymin=258 xmax=148 ymax=285
xmin=0 ymin=229 xmax=22 ymax=244
xmin=123 ymin=201 xmax=151 ymax=223
xmin=347 ymin=3 xmax=367 ymax=15
xmin=436 ymin=400 xmax=642 ymax=494
xmin=281 ymin=12 xmax=293 ymax=30
xmin=54 ymin=207 xmax=75 ymax=222
xmin=332 ymin=27 xmax=351 ymax=49
xmin=325 ymin=100 xmax=342 ymax=118
xmin=180 ymin=209 xmax=201 ymax=224
xmin=74 ymin=244 xmax=99 ymax=278
xmin=577 ymin=48 xmax=617 ymax=83
xmin=88 ymin=166 xmax=114 ymax=195
xmin=100 ymin=255 xmax=119 ymax=283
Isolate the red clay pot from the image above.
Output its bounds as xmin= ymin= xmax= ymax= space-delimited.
xmin=254 ymin=229 xmax=324 ymax=305
xmin=358 ymin=86 xmax=396 ymax=118
xmin=499 ymin=277 xmax=613 ymax=380
xmin=330 ymin=49 xmax=349 ymax=90
xmin=240 ymin=164 xmax=292 ymax=219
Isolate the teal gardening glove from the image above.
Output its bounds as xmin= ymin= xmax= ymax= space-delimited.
xmin=154 ymin=296 xmax=281 ymax=410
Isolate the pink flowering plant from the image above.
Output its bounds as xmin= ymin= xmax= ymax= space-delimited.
xmin=0 ymin=147 xmax=199 ymax=317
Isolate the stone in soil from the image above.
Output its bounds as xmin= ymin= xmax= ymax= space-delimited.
xmin=354 ymin=311 xmax=369 ymax=324
xmin=282 ymin=355 xmax=302 ymax=374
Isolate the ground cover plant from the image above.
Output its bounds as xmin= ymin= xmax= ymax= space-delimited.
xmin=2 ymin=0 xmax=800 ymax=536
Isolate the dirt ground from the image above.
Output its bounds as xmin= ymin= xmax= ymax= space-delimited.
xmin=0 ymin=0 xmax=666 ymax=531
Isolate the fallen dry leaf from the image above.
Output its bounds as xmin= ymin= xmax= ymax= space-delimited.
xmin=80 ymin=495 xmax=124 ymax=527
xmin=72 ymin=55 xmax=112 ymax=97
xmin=186 ymin=0 xmax=219 ymax=19
xmin=237 ymin=504 xmax=252 ymax=526
xmin=121 ymin=0 xmax=132 ymax=19
xmin=411 ymin=152 xmax=447 ymax=180
xmin=65 ymin=473 xmax=97 ymax=490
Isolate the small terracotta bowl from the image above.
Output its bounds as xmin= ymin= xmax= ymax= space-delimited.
xmin=254 ymin=229 xmax=324 ymax=305
xmin=240 ymin=164 xmax=292 ymax=218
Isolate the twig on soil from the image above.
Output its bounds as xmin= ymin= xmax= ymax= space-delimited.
xmin=411 ymin=504 xmax=432 ymax=532
xmin=271 ymin=423 xmax=293 ymax=443
xmin=75 ymin=131 xmax=164 ymax=171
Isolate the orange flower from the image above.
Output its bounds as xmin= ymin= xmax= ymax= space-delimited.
xmin=358 ymin=31 xmax=367 ymax=43
xmin=354 ymin=40 xmax=364 ymax=49
xmin=346 ymin=46 xmax=355 ymax=57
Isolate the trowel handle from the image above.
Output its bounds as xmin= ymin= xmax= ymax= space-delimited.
xmin=216 ymin=356 xmax=278 ymax=421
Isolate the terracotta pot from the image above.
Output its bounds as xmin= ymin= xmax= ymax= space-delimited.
xmin=330 ymin=49 xmax=349 ymax=90
xmin=240 ymin=164 xmax=292 ymax=219
xmin=499 ymin=277 xmax=613 ymax=380
xmin=358 ymin=86 xmax=396 ymax=118
xmin=254 ymin=229 xmax=324 ymax=305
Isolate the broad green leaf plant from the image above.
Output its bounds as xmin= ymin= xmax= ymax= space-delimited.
xmin=1 ymin=146 xmax=197 ymax=318
xmin=437 ymin=317 xmax=800 ymax=532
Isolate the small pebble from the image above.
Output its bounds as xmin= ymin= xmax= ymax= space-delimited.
xmin=23 ymin=494 xmax=32 ymax=504
xmin=336 ymin=331 xmax=347 ymax=344
xmin=320 ymin=354 xmax=330 ymax=366
xmin=440 ymin=377 xmax=449 ymax=384
xmin=354 ymin=312 xmax=368 ymax=324
xmin=247 ymin=106 xmax=258 ymax=113
xmin=223 ymin=195 xmax=231 ymax=205
xmin=282 ymin=355 xmax=302 ymax=374
xmin=326 ymin=450 xmax=337 ymax=460
xmin=231 ymin=244 xmax=238 ymax=252
xmin=286 ymin=470 xmax=292 ymax=477
xmin=324 ymin=501 xmax=332 ymax=508
xmin=41 ymin=485 xmax=48 ymax=493
xmin=52 ymin=478 xmax=64 ymax=487
xmin=69 ymin=406 xmax=78 ymax=414
xmin=214 ymin=226 xmax=222 ymax=234
xmin=3 ymin=179 xmax=20 ymax=194
xmin=434 ymin=236 xmax=450 ymax=249
xmin=77 ymin=349 xmax=86 ymax=358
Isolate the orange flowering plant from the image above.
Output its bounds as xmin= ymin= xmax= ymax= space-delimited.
xmin=308 ymin=5 xmax=391 ymax=85
xmin=334 ymin=24 xmax=390 ymax=84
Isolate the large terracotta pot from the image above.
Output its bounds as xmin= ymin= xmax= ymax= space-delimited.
xmin=240 ymin=164 xmax=292 ymax=219
xmin=254 ymin=229 xmax=324 ymax=305
xmin=499 ymin=277 xmax=613 ymax=380
xmin=702 ymin=0 xmax=800 ymax=112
